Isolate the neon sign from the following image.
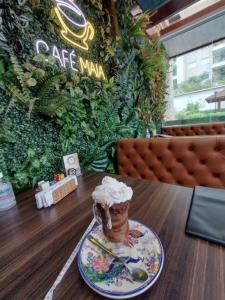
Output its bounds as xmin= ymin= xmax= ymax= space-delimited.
xmin=34 ymin=1 xmax=106 ymax=80
xmin=79 ymin=57 xmax=106 ymax=80
xmin=54 ymin=0 xmax=95 ymax=51
xmin=35 ymin=39 xmax=106 ymax=80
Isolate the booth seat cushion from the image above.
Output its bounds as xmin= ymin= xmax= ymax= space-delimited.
xmin=162 ymin=122 xmax=225 ymax=136
xmin=117 ymin=136 xmax=225 ymax=188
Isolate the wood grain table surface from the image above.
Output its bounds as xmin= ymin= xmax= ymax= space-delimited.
xmin=0 ymin=171 xmax=224 ymax=300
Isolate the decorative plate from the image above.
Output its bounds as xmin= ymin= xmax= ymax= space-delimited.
xmin=78 ymin=220 xmax=164 ymax=299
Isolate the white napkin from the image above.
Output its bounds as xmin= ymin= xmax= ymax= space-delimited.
xmin=35 ymin=175 xmax=78 ymax=209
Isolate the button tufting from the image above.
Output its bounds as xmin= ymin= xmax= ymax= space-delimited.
xmin=214 ymin=172 xmax=220 ymax=178
xmin=117 ymin=136 xmax=225 ymax=189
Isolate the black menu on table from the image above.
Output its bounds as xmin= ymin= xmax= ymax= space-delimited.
xmin=186 ymin=186 xmax=225 ymax=246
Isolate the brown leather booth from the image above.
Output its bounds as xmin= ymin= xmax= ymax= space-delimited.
xmin=117 ymin=136 xmax=225 ymax=188
xmin=162 ymin=122 xmax=225 ymax=136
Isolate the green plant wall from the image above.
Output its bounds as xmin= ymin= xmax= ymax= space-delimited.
xmin=0 ymin=0 xmax=168 ymax=191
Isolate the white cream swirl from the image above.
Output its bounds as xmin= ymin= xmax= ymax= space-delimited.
xmin=92 ymin=176 xmax=133 ymax=207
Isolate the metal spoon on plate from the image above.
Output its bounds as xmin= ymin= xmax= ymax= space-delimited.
xmin=88 ymin=235 xmax=148 ymax=283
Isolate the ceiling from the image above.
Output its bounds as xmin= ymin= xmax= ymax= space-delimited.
xmin=143 ymin=0 xmax=198 ymax=26
xmin=132 ymin=0 xmax=225 ymax=57
xmin=160 ymin=2 xmax=225 ymax=57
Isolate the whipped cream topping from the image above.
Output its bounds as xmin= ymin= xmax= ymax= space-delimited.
xmin=92 ymin=176 xmax=133 ymax=230
xmin=92 ymin=176 xmax=133 ymax=207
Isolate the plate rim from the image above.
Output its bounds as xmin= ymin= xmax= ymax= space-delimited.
xmin=78 ymin=219 xmax=164 ymax=299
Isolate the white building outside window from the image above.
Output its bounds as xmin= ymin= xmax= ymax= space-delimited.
xmin=165 ymin=39 xmax=225 ymax=124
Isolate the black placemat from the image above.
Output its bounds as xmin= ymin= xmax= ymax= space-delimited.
xmin=186 ymin=186 xmax=225 ymax=246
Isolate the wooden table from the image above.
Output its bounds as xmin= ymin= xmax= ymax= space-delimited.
xmin=0 ymin=171 xmax=225 ymax=300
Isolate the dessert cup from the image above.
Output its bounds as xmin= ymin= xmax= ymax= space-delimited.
xmin=95 ymin=201 xmax=130 ymax=243
xmin=92 ymin=176 xmax=133 ymax=243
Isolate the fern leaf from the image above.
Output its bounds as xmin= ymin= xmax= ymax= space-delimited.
xmin=7 ymin=83 xmax=30 ymax=105
xmin=33 ymin=71 xmax=62 ymax=98
xmin=129 ymin=12 xmax=151 ymax=38
xmin=35 ymin=97 xmax=68 ymax=117
xmin=10 ymin=55 xmax=30 ymax=94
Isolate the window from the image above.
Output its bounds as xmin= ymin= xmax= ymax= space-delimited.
xmin=172 ymin=57 xmax=177 ymax=63
xmin=187 ymin=62 xmax=196 ymax=69
xmin=213 ymin=40 xmax=225 ymax=48
xmin=213 ymin=67 xmax=225 ymax=81
xmin=201 ymin=58 xmax=209 ymax=65
xmin=173 ymin=79 xmax=178 ymax=89
xmin=213 ymin=48 xmax=225 ymax=64
xmin=165 ymin=40 xmax=225 ymax=125
xmin=168 ymin=14 xmax=181 ymax=24
xmin=173 ymin=65 xmax=177 ymax=76
xmin=201 ymin=72 xmax=210 ymax=80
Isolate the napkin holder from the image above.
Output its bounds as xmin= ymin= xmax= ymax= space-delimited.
xmin=35 ymin=175 xmax=78 ymax=209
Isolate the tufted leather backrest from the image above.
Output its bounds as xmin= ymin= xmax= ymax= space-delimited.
xmin=117 ymin=137 xmax=225 ymax=188
xmin=162 ymin=122 xmax=225 ymax=136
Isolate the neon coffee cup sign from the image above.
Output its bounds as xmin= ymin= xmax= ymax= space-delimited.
xmin=35 ymin=0 xmax=106 ymax=80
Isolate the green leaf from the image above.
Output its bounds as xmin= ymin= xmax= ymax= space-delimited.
xmin=26 ymin=78 xmax=37 ymax=87
xmin=32 ymin=159 xmax=40 ymax=169
xmin=88 ymin=153 xmax=109 ymax=172
xmin=27 ymin=149 xmax=35 ymax=158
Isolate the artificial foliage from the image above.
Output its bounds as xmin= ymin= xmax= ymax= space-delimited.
xmin=0 ymin=0 xmax=168 ymax=191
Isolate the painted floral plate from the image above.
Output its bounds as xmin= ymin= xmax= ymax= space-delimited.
xmin=78 ymin=220 xmax=164 ymax=299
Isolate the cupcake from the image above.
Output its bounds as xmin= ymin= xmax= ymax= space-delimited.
xmin=92 ymin=176 xmax=133 ymax=242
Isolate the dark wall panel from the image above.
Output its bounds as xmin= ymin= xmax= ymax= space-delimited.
xmin=138 ymin=0 xmax=170 ymax=12
xmin=150 ymin=0 xmax=198 ymax=25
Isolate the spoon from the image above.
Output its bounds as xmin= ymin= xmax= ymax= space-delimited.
xmin=88 ymin=235 xmax=148 ymax=282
